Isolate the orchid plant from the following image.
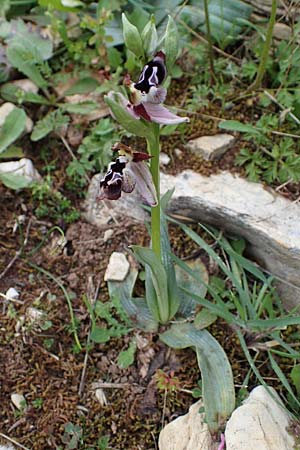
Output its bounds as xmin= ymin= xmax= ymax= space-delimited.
xmin=98 ymin=13 xmax=236 ymax=438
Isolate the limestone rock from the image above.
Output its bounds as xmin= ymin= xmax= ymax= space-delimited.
xmin=186 ymin=134 xmax=235 ymax=160
xmin=11 ymin=393 xmax=26 ymax=410
xmin=5 ymin=287 xmax=19 ymax=301
xmin=84 ymin=173 xmax=148 ymax=226
xmin=0 ymin=158 xmax=42 ymax=183
xmin=104 ymin=252 xmax=130 ymax=282
xmin=11 ymin=79 xmax=39 ymax=94
xmin=158 ymin=400 xmax=213 ymax=450
xmin=103 ymin=229 xmax=114 ymax=242
xmin=160 ymin=152 xmax=171 ymax=166
xmin=159 ymin=170 xmax=300 ymax=309
xmin=0 ymin=102 xmax=33 ymax=134
xmin=225 ymin=386 xmax=294 ymax=450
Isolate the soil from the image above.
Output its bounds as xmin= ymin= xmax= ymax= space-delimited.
xmin=1 ymin=76 xmax=300 ymax=449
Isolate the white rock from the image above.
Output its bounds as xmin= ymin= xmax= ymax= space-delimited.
xmin=103 ymin=229 xmax=114 ymax=242
xmin=26 ymin=307 xmax=44 ymax=325
xmin=0 ymin=158 xmax=42 ymax=183
xmin=186 ymin=134 xmax=235 ymax=160
xmin=225 ymin=386 xmax=294 ymax=450
xmin=0 ymin=102 xmax=33 ymax=134
xmin=11 ymin=393 xmax=26 ymax=410
xmin=5 ymin=287 xmax=19 ymax=301
xmin=0 ymin=445 xmax=17 ymax=450
xmin=104 ymin=252 xmax=130 ymax=282
xmin=159 ymin=152 xmax=171 ymax=166
xmin=159 ymin=400 xmax=213 ymax=450
xmin=11 ymin=79 xmax=39 ymax=94
xmin=84 ymin=173 xmax=148 ymax=226
xmin=174 ymin=148 xmax=183 ymax=158
xmin=95 ymin=388 xmax=108 ymax=406
xmin=159 ymin=170 xmax=300 ymax=309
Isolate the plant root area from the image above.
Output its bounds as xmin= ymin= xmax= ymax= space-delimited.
xmin=0 ymin=187 xmax=297 ymax=449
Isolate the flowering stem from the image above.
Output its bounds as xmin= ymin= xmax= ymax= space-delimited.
xmin=147 ymin=123 xmax=161 ymax=260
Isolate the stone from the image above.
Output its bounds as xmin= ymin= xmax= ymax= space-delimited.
xmin=103 ymin=229 xmax=114 ymax=242
xmin=0 ymin=158 xmax=42 ymax=184
xmin=104 ymin=252 xmax=130 ymax=282
xmin=158 ymin=400 xmax=213 ymax=450
xmin=95 ymin=388 xmax=108 ymax=406
xmin=11 ymin=79 xmax=39 ymax=94
xmin=5 ymin=287 xmax=19 ymax=301
xmin=225 ymin=386 xmax=295 ymax=450
xmin=0 ymin=102 xmax=33 ymax=134
xmin=159 ymin=152 xmax=171 ymax=166
xmin=159 ymin=170 xmax=300 ymax=309
xmin=11 ymin=393 xmax=26 ymax=410
xmin=84 ymin=173 xmax=148 ymax=226
xmin=0 ymin=445 xmax=16 ymax=450
xmin=186 ymin=134 xmax=235 ymax=160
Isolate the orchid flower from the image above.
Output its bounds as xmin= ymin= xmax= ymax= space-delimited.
xmin=107 ymin=52 xmax=189 ymax=126
xmin=98 ymin=143 xmax=157 ymax=206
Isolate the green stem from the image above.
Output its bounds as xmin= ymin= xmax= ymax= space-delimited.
xmin=248 ymin=0 xmax=277 ymax=92
xmin=147 ymin=123 xmax=161 ymax=261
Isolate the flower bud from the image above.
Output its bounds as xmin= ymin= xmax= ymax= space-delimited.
xmin=163 ymin=15 xmax=179 ymax=72
xmin=141 ymin=15 xmax=158 ymax=57
xmin=122 ymin=13 xmax=144 ymax=59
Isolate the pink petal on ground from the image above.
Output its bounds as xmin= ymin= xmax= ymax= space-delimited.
xmin=142 ymin=102 xmax=189 ymax=125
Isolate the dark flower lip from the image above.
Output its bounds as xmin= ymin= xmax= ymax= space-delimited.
xmin=97 ymin=145 xmax=157 ymax=206
xmin=134 ymin=51 xmax=167 ymax=94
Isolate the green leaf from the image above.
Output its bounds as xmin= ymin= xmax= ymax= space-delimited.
xmin=0 ymin=145 xmax=24 ymax=160
xmin=160 ymin=323 xmax=235 ymax=432
xmin=161 ymin=213 xmax=180 ymax=319
xmin=141 ymin=15 xmax=158 ymax=57
xmin=63 ymin=78 xmax=100 ymax=96
xmin=163 ymin=15 xmax=179 ymax=72
xmin=108 ymin=264 xmax=158 ymax=331
xmin=0 ymin=107 xmax=26 ymax=154
xmin=0 ymin=172 xmax=31 ymax=189
xmin=60 ymin=101 xmax=98 ymax=114
xmin=7 ymin=45 xmax=48 ymax=88
xmin=0 ymin=83 xmax=49 ymax=105
xmin=117 ymin=340 xmax=137 ymax=369
xmin=31 ymin=113 xmax=54 ymax=141
xmin=122 ymin=13 xmax=144 ymax=59
xmin=105 ymin=94 xmax=150 ymax=137
xmin=90 ymin=325 xmax=111 ymax=343
xmin=175 ymin=258 xmax=208 ymax=318
xmin=132 ymin=245 xmax=169 ymax=323
xmin=219 ymin=120 xmax=259 ymax=134
xmin=194 ymin=308 xmax=217 ymax=329
xmin=290 ymin=365 xmax=300 ymax=396
xmin=39 ymin=0 xmax=81 ymax=11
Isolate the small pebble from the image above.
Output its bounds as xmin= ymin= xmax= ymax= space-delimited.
xmin=159 ymin=152 xmax=171 ymax=166
xmin=104 ymin=252 xmax=130 ymax=282
xmin=95 ymin=388 xmax=108 ymax=406
xmin=5 ymin=288 xmax=19 ymax=301
xmin=103 ymin=229 xmax=114 ymax=242
xmin=11 ymin=393 xmax=26 ymax=410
